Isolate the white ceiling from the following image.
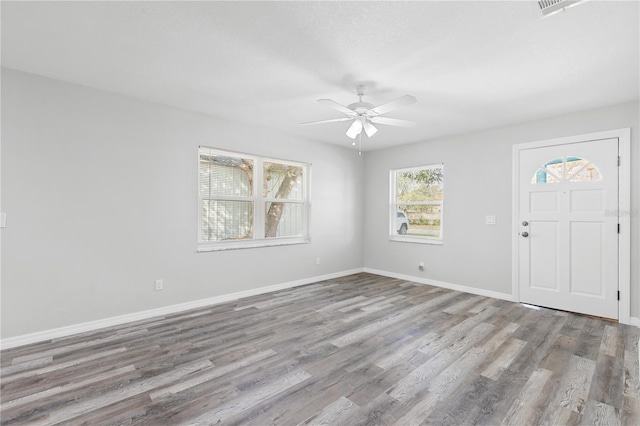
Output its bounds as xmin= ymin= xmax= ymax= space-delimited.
xmin=2 ymin=1 xmax=639 ymax=151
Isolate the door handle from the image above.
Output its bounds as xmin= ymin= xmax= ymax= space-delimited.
xmin=522 ymin=221 xmax=529 ymax=226
xmin=521 ymin=231 xmax=529 ymax=237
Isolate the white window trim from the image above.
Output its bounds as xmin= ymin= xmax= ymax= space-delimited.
xmin=198 ymin=146 xmax=311 ymax=252
xmin=389 ymin=163 xmax=444 ymax=245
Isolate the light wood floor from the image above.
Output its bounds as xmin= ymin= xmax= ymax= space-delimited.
xmin=1 ymin=273 xmax=639 ymax=425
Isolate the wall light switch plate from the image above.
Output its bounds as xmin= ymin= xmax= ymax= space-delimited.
xmin=485 ymin=215 xmax=496 ymax=225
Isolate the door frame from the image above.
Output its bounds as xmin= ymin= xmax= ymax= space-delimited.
xmin=512 ymin=128 xmax=631 ymax=324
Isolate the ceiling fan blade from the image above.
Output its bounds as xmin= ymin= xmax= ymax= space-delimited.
xmin=345 ymin=120 xmax=363 ymax=139
xmin=370 ymin=116 xmax=417 ymax=127
xmin=317 ymin=99 xmax=357 ymax=116
xmin=368 ymin=94 xmax=417 ymax=116
xmin=301 ymin=117 xmax=353 ymax=126
xmin=363 ymin=121 xmax=378 ymax=138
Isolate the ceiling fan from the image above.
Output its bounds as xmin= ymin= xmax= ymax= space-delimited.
xmin=302 ymin=84 xmax=417 ymax=140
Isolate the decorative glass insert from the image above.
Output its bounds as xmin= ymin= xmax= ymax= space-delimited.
xmin=531 ymin=156 xmax=601 ymax=184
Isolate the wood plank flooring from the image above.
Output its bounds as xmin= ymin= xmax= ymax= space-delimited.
xmin=1 ymin=273 xmax=639 ymax=425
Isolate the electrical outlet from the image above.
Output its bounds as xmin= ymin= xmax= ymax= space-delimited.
xmin=485 ymin=215 xmax=496 ymax=225
xmin=419 ymin=262 xmax=425 ymax=271
xmin=154 ymin=279 xmax=163 ymax=291
xmin=316 ymin=257 xmax=321 ymax=265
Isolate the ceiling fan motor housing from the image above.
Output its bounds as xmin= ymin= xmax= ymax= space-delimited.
xmin=347 ymin=101 xmax=375 ymax=114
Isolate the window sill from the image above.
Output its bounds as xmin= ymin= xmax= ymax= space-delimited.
xmin=197 ymin=237 xmax=311 ymax=252
xmin=389 ymin=235 xmax=443 ymax=245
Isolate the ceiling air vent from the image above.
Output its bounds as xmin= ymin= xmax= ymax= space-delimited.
xmin=538 ymin=0 xmax=588 ymax=17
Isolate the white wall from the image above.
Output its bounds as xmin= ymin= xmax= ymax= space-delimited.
xmin=2 ymin=69 xmax=638 ymax=341
xmin=1 ymin=70 xmax=365 ymax=338
xmin=363 ymin=101 xmax=639 ymax=317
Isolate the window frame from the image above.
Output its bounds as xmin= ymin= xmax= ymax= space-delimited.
xmin=198 ymin=146 xmax=310 ymax=252
xmin=389 ymin=163 xmax=444 ymax=245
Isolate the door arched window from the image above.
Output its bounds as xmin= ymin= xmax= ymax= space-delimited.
xmin=532 ymin=156 xmax=602 ymax=184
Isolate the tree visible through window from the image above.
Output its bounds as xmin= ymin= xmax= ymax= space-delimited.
xmin=198 ymin=147 xmax=309 ymax=250
xmin=390 ymin=164 xmax=444 ymax=242
xmin=264 ymin=162 xmax=304 ymax=238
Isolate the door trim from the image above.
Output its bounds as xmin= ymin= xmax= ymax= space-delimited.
xmin=512 ymin=128 xmax=631 ymax=324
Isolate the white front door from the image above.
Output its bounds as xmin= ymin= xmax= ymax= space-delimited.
xmin=518 ymin=138 xmax=619 ymax=319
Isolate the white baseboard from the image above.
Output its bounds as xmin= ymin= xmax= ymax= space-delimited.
xmin=365 ymin=269 xmax=640 ymax=327
xmin=363 ymin=268 xmax=515 ymax=302
xmin=0 ymin=268 xmax=364 ymax=350
xmin=1 ymin=267 xmax=630 ymax=350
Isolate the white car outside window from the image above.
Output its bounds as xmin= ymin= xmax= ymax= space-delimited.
xmin=396 ymin=211 xmax=408 ymax=235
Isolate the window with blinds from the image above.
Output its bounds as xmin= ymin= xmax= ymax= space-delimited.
xmin=198 ymin=147 xmax=310 ymax=251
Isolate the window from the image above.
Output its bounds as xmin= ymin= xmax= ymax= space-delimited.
xmin=198 ymin=147 xmax=310 ymax=251
xmin=390 ymin=164 xmax=444 ymax=244
xmin=532 ymin=156 xmax=602 ymax=184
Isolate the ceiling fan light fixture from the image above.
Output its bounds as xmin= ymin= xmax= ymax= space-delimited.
xmin=346 ymin=119 xmax=363 ymax=139
xmin=363 ymin=121 xmax=378 ymax=138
